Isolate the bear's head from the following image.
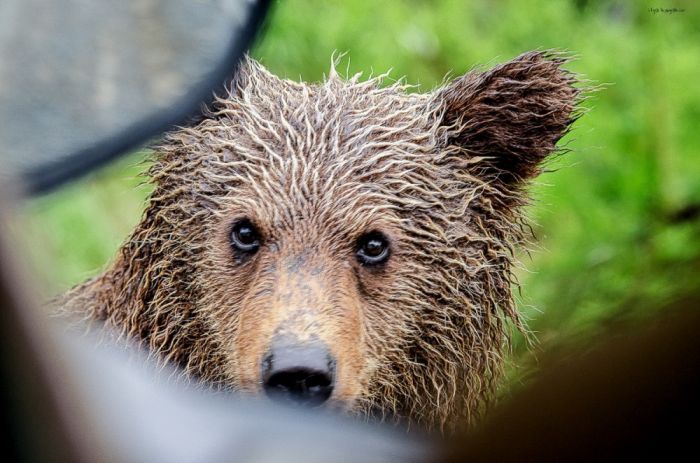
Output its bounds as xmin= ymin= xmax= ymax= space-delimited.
xmin=62 ymin=51 xmax=581 ymax=431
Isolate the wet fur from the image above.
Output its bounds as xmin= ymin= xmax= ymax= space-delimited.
xmin=58 ymin=51 xmax=582 ymax=432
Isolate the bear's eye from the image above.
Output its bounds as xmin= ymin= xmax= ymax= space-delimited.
xmin=356 ymin=232 xmax=390 ymax=266
xmin=230 ymin=219 xmax=261 ymax=254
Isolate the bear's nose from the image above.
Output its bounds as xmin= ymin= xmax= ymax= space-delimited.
xmin=262 ymin=340 xmax=335 ymax=407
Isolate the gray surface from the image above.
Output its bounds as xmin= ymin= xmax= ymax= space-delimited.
xmin=0 ymin=0 xmax=248 ymax=181
xmin=58 ymin=324 xmax=430 ymax=463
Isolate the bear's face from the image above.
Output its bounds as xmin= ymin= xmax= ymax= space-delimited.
xmin=127 ymin=52 xmax=579 ymax=429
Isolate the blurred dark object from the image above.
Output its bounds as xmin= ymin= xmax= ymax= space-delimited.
xmin=444 ymin=295 xmax=700 ymax=462
xmin=0 ymin=0 xmax=269 ymax=195
xmin=0 ymin=209 xmax=84 ymax=462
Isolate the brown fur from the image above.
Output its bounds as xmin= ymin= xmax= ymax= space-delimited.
xmin=58 ymin=51 xmax=582 ymax=432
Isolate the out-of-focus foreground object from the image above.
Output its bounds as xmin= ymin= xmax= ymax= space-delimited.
xmin=444 ymin=296 xmax=700 ymax=462
xmin=0 ymin=0 xmax=267 ymax=195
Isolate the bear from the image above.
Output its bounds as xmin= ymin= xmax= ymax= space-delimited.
xmin=58 ymin=51 xmax=581 ymax=433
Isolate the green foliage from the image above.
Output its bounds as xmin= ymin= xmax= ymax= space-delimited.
xmin=20 ymin=0 xmax=700 ymax=365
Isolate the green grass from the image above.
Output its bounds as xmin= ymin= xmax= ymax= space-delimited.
xmin=18 ymin=0 xmax=700 ymax=367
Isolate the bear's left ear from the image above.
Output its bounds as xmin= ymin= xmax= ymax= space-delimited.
xmin=436 ymin=51 xmax=581 ymax=185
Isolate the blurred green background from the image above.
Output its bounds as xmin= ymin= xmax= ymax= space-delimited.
xmin=19 ymin=0 xmax=700 ymax=381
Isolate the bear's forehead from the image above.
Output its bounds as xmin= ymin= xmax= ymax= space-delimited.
xmin=216 ymin=74 xmax=440 ymax=163
xmin=157 ymin=70 xmax=450 ymax=231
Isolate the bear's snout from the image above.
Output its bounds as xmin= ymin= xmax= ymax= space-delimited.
xmin=262 ymin=336 xmax=336 ymax=407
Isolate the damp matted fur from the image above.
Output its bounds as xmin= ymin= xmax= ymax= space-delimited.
xmin=58 ymin=51 xmax=584 ymax=433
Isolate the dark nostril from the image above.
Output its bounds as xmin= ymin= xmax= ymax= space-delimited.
xmin=262 ymin=340 xmax=335 ymax=407
xmin=264 ymin=368 xmax=334 ymax=407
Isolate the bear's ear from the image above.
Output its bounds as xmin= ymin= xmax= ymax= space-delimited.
xmin=437 ymin=51 xmax=581 ymax=185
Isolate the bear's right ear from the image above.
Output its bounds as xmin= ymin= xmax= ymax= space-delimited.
xmin=436 ymin=51 xmax=581 ymax=186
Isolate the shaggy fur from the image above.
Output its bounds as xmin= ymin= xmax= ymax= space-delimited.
xmin=59 ymin=51 xmax=581 ymax=432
